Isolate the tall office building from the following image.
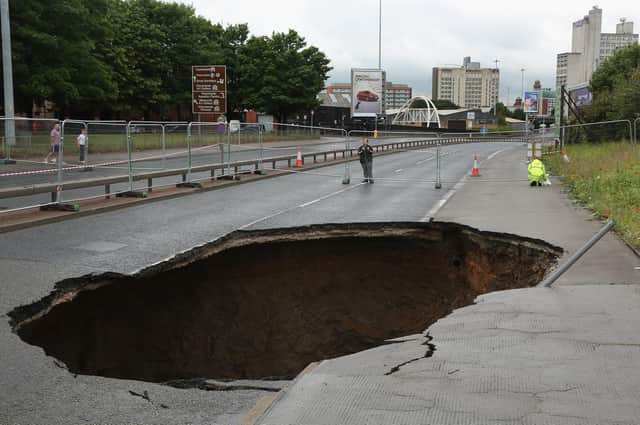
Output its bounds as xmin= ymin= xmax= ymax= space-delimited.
xmin=556 ymin=7 xmax=638 ymax=89
xmin=432 ymin=57 xmax=499 ymax=109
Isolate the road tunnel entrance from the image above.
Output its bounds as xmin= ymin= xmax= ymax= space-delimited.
xmin=9 ymin=222 xmax=560 ymax=384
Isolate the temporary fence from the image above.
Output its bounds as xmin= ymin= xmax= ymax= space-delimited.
xmin=559 ymin=119 xmax=634 ymax=146
xmin=0 ymin=117 xmax=593 ymax=215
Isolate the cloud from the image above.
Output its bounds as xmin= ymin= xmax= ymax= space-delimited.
xmin=170 ymin=0 xmax=639 ymax=103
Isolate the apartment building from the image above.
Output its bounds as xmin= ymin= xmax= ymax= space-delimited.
xmin=432 ymin=57 xmax=499 ymax=109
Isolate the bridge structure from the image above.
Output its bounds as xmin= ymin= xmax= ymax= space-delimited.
xmin=391 ymin=96 xmax=441 ymax=127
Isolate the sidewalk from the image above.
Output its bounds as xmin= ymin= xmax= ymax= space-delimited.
xmin=256 ymin=147 xmax=640 ymax=425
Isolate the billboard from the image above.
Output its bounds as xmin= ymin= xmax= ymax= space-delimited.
xmin=524 ymin=91 xmax=539 ymax=113
xmin=192 ymin=65 xmax=226 ymax=115
xmin=569 ymin=86 xmax=593 ymax=108
xmin=351 ymin=68 xmax=385 ymax=117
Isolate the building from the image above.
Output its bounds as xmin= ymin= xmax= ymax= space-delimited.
xmin=556 ymin=7 xmax=638 ymax=89
xmin=436 ymin=108 xmax=498 ymax=131
xmin=325 ymin=82 xmax=412 ymax=110
xmin=432 ymin=57 xmax=500 ymax=109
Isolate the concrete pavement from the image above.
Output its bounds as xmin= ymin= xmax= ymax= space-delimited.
xmin=256 ymin=146 xmax=640 ymax=425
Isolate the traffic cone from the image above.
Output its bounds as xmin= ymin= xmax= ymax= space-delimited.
xmin=562 ymin=149 xmax=570 ymax=163
xmin=295 ymin=147 xmax=303 ymax=167
xmin=471 ymin=154 xmax=480 ymax=177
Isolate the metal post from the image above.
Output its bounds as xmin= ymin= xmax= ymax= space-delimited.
xmin=126 ymin=123 xmax=134 ymax=192
xmin=342 ymin=131 xmax=351 ymax=184
xmin=176 ymin=122 xmax=202 ymax=188
xmin=1 ymin=0 xmax=16 ymax=152
xmin=56 ymin=121 xmax=65 ymax=203
xmin=161 ymin=124 xmax=166 ymax=169
xmin=378 ymin=0 xmax=382 ymax=69
xmin=538 ymin=221 xmax=615 ymax=288
xmin=435 ymin=143 xmax=442 ymax=189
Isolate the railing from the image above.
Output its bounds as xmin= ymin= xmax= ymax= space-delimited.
xmin=0 ymin=135 xmax=524 ymax=210
xmin=538 ymin=221 xmax=616 ymax=288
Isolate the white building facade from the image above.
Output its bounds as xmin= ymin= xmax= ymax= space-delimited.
xmin=555 ymin=7 xmax=638 ymax=89
xmin=432 ymin=58 xmax=499 ymax=109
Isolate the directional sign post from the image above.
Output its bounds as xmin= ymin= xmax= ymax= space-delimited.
xmin=192 ymin=65 xmax=226 ymax=117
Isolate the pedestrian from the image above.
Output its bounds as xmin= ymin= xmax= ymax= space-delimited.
xmin=358 ymin=138 xmax=374 ymax=183
xmin=527 ymin=158 xmax=547 ymax=187
xmin=44 ymin=123 xmax=61 ymax=164
xmin=76 ymin=128 xmax=87 ymax=164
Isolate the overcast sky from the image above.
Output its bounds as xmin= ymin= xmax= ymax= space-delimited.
xmin=171 ymin=0 xmax=638 ymax=104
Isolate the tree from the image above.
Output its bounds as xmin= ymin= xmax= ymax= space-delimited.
xmin=587 ymin=44 xmax=640 ymax=123
xmin=432 ymin=99 xmax=459 ymax=110
xmin=238 ymin=30 xmax=331 ymax=121
xmin=5 ymin=0 xmax=115 ymax=116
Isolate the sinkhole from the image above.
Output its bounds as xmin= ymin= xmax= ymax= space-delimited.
xmin=9 ymin=222 xmax=561 ymax=384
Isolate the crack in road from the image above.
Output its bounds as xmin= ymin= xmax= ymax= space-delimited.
xmin=384 ymin=333 xmax=436 ymax=376
xmin=128 ymin=390 xmax=170 ymax=409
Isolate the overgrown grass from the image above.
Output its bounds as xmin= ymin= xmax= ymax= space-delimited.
xmin=548 ymin=141 xmax=640 ymax=249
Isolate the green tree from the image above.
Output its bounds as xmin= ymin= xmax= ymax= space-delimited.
xmin=6 ymin=0 xmax=115 ymax=116
xmin=587 ymin=44 xmax=640 ymax=124
xmin=238 ymin=30 xmax=331 ymax=121
xmin=432 ymin=99 xmax=459 ymax=110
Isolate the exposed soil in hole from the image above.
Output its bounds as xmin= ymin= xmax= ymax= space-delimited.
xmin=9 ymin=222 xmax=561 ymax=383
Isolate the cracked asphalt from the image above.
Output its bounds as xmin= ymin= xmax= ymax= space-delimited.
xmin=256 ymin=147 xmax=640 ymax=425
xmin=2 ymin=142 xmax=640 ymax=424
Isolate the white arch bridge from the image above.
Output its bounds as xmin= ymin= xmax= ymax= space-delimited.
xmin=391 ymin=96 xmax=441 ymax=127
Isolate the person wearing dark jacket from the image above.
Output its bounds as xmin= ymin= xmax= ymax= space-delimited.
xmin=358 ymin=138 xmax=374 ymax=183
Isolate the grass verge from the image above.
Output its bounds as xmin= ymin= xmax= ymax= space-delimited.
xmin=548 ymin=141 xmax=640 ymax=250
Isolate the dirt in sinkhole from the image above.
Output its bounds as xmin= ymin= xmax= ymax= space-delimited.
xmin=9 ymin=222 xmax=561 ymax=383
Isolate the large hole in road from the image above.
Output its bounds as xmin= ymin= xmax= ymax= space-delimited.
xmin=9 ymin=222 xmax=560 ymax=384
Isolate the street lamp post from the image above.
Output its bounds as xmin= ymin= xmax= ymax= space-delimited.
xmin=521 ymin=68 xmax=527 ymax=141
xmin=1 ymin=0 xmax=16 ymax=160
xmin=378 ymin=0 xmax=382 ymax=70
xmin=493 ymin=59 xmax=499 ymax=119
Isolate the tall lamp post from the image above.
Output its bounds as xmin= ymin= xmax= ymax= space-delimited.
xmin=1 ymin=0 xmax=16 ymax=163
xmin=378 ymin=0 xmax=382 ymax=69
xmin=521 ymin=68 xmax=527 ymax=140
xmin=493 ymin=59 xmax=500 ymax=119
xmin=375 ymin=0 xmax=382 ymax=136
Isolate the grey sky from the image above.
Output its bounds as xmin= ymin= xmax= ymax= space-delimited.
xmin=173 ymin=0 xmax=638 ymax=104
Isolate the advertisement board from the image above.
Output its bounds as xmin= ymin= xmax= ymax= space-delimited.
xmin=524 ymin=91 xmax=539 ymax=113
xmin=569 ymin=86 xmax=593 ymax=107
xmin=351 ymin=69 xmax=385 ymax=117
xmin=192 ymin=65 xmax=226 ymax=114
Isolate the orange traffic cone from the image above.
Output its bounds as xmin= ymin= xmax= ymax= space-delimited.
xmin=471 ymin=154 xmax=480 ymax=177
xmin=295 ymin=147 xmax=303 ymax=167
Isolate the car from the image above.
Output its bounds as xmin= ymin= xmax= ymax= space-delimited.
xmin=356 ymin=90 xmax=379 ymax=102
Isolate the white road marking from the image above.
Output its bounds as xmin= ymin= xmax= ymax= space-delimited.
xmin=299 ymin=183 xmax=364 ymax=208
xmin=394 ymin=168 xmax=404 ymax=173
xmin=486 ymin=148 xmax=509 ymax=161
xmin=420 ymin=147 xmax=506 ymax=222
xmin=240 ymin=183 xmax=365 ymax=229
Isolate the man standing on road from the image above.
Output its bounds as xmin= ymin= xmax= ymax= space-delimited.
xmin=358 ymin=138 xmax=374 ymax=183
xmin=44 ymin=123 xmax=61 ymax=164
xmin=76 ymin=128 xmax=87 ymax=164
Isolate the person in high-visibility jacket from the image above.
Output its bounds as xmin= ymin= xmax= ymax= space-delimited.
xmin=528 ymin=158 xmax=547 ymax=186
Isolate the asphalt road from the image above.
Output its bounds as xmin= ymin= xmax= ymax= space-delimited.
xmin=0 ymin=136 xmax=436 ymax=210
xmin=0 ymin=141 xmax=519 ymax=425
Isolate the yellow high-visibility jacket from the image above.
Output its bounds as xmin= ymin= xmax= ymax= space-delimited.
xmin=528 ymin=159 xmax=546 ymax=183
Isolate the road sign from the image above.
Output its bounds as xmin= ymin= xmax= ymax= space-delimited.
xmin=192 ymin=65 xmax=226 ymax=114
xmin=480 ymin=126 xmax=488 ymax=135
